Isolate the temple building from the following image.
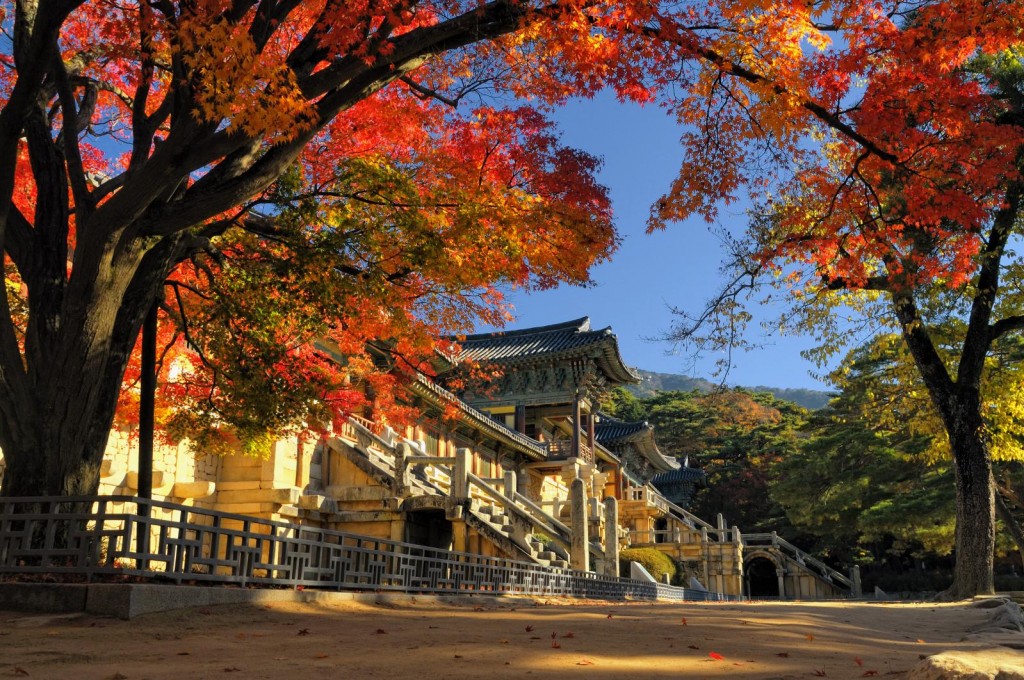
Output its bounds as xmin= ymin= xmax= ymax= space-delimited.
xmin=0 ymin=316 xmax=858 ymax=599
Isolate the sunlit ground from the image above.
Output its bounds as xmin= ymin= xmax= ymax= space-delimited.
xmin=0 ymin=596 xmax=1001 ymax=679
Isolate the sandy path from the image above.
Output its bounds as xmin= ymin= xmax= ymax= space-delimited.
xmin=0 ymin=598 xmax=1008 ymax=679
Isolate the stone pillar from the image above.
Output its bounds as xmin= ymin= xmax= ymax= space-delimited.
xmin=851 ymin=565 xmax=862 ymax=597
xmin=603 ymin=496 xmax=619 ymax=578
xmin=452 ymin=447 xmax=471 ymax=500
xmin=503 ymin=470 xmax=517 ymax=499
xmin=569 ymin=477 xmax=589 ymax=572
xmin=393 ymin=442 xmax=412 ymax=499
xmin=777 ymin=569 xmax=786 ymax=600
xmin=716 ymin=513 xmax=725 ymax=531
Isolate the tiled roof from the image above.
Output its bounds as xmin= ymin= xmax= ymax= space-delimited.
xmin=594 ymin=416 xmax=651 ymax=444
xmin=652 ymin=467 xmax=707 ymax=485
xmin=456 ymin=317 xmax=640 ymax=385
xmin=595 ymin=414 xmax=680 ymax=473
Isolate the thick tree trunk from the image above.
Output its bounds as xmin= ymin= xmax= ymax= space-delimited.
xmin=0 ymin=239 xmax=179 ymax=499
xmin=943 ymin=407 xmax=996 ymax=599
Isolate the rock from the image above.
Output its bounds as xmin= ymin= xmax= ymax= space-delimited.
xmin=988 ymin=602 xmax=1024 ymax=633
xmin=963 ymin=632 xmax=1024 ymax=650
xmin=909 ymin=650 xmax=1024 ymax=680
xmin=972 ymin=598 xmax=1012 ymax=610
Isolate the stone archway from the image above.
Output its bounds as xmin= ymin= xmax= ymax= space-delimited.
xmin=744 ymin=551 xmax=783 ymax=598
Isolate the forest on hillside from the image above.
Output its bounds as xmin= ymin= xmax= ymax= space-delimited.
xmin=606 ymin=339 xmax=1024 ymax=594
xmin=630 ymin=370 xmax=833 ymax=410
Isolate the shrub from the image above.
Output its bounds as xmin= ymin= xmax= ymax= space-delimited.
xmin=620 ymin=547 xmax=677 ymax=584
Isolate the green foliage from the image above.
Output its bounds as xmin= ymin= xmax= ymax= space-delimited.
xmin=619 ymin=547 xmax=678 ymax=583
xmin=600 ymin=387 xmax=647 ymax=421
xmin=641 ymin=388 xmax=807 ymax=535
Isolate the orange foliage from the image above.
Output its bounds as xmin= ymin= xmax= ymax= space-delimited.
xmin=3 ymin=0 xmax=1022 ymax=457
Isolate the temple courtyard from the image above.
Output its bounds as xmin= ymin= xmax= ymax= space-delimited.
xmin=3 ymin=596 xmax=1022 ymax=679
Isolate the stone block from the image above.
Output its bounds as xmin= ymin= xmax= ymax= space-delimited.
xmin=216 ymin=480 xmax=261 ymax=491
xmin=124 ymin=470 xmax=171 ymax=491
xmin=216 ymin=487 xmax=299 ymax=505
xmin=172 ymin=481 xmax=216 ymax=499
xmin=99 ymin=459 xmax=125 ymax=478
xmin=214 ymin=502 xmax=265 ymax=515
xmin=215 ymin=465 xmax=261 ymax=483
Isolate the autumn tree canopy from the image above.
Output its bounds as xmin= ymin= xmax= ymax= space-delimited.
xmin=663 ymin=4 xmax=1024 ymax=598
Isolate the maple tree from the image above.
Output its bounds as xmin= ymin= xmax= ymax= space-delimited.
xmin=661 ymin=6 xmax=1024 ymax=597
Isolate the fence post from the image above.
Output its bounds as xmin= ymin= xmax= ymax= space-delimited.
xmin=603 ymin=496 xmax=619 ymax=577
xmin=569 ymin=477 xmax=589 ymax=572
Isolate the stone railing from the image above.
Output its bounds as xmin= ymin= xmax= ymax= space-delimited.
xmin=0 ymin=496 xmax=738 ymax=601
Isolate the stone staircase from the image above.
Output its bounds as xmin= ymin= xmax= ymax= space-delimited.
xmin=326 ymin=419 xmax=582 ymax=570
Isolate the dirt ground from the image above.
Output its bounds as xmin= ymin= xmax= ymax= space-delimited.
xmin=1 ymin=597 xmax=1017 ymax=679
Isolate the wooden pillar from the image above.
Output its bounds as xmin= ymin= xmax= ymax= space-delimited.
xmin=587 ymin=413 xmax=596 ymax=453
xmin=514 ymin=404 xmax=526 ymax=434
xmin=571 ymin=395 xmax=581 ymax=459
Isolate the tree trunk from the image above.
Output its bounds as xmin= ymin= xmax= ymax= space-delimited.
xmin=942 ymin=407 xmax=996 ymax=599
xmin=0 ymin=240 xmax=177 ymax=499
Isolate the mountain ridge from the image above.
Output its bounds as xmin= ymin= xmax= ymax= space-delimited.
xmin=629 ymin=369 xmax=833 ymax=410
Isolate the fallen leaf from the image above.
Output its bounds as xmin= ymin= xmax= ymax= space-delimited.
xmin=453 ymin=655 xmax=462 ymax=659
xmin=813 ymin=670 xmax=827 ymax=677
xmin=200 ymin=609 xmax=212 ymax=615
xmin=806 ymin=633 xmax=816 ymax=642
xmin=474 ymin=607 xmax=484 ymax=612
xmin=709 ymin=652 xmax=724 ymax=661
xmin=106 ymin=674 xmax=128 ymax=680
xmin=776 ymin=652 xmax=790 ymax=658
xmin=314 ymin=654 xmax=328 ymax=659
xmin=741 ymin=620 xmax=749 ymax=625
xmin=525 ymin=625 xmax=534 ymax=632
xmin=855 ymin=657 xmax=863 ymax=667
xmin=688 ymin=644 xmax=700 ymax=650
xmin=530 ymin=636 xmax=542 ymax=640
xmin=681 ymin=617 xmax=687 ymax=625
xmin=862 ymin=672 xmax=879 ymax=677
xmin=575 ymin=660 xmax=594 ymax=666
xmin=918 ymin=655 xmax=928 ymax=660
xmin=373 ymin=629 xmax=386 ymax=635
xmin=917 ymin=639 xmax=926 ymax=644
xmin=551 ymin=641 xmax=561 ymax=649
xmin=12 ymin=668 xmax=29 ymax=677
xmin=607 ymin=614 xmax=613 ymax=619
xmin=500 ymin=640 xmax=509 ymax=644
xmin=551 ymin=632 xmax=557 ymax=639
xmin=177 ymin=652 xmax=190 ymax=656
xmin=298 ymin=629 xmax=311 ymax=636
xmin=562 ymin=632 xmax=575 ymax=638
xmin=223 ymin=668 xmax=241 ymax=673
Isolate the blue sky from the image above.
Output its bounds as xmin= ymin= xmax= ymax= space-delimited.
xmin=477 ymin=91 xmax=831 ymax=391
